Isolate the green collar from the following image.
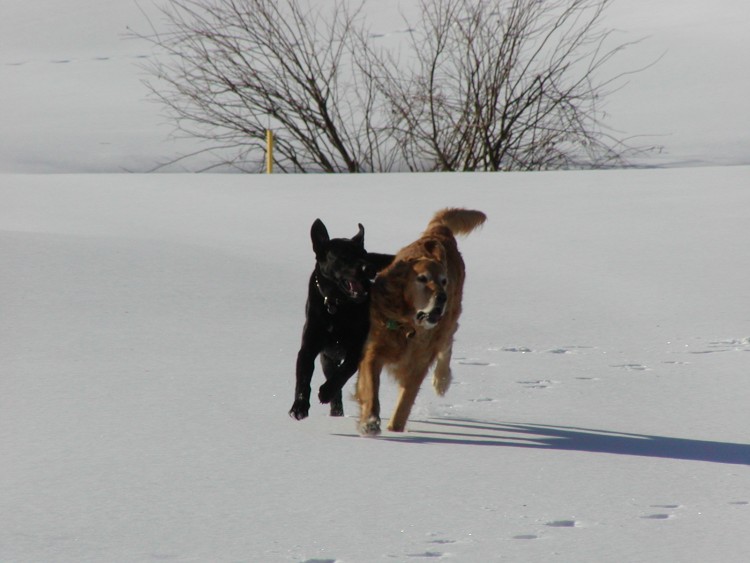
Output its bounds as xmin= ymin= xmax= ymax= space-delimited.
xmin=384 ymin=318 xmax=415 ymax=339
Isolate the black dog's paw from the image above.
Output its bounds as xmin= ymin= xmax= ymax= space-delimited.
xmin=320 ymin=383 xmax=345 ymax=416
xmin=329 ymin=397 xmax=344 ymax=417
xmin=289 ymin=399 xmax=310 ymax=420
xmin=318 ymin=380 xmax=338 ymax=404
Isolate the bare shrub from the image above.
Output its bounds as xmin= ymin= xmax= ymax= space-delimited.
xmin=138 ymin=0 xmax=394 ymax=172
xmin=136 ymin=0 xmax=652 ymax=172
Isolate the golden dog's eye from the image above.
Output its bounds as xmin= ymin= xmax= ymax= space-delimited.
xmin=416 ymin=274 xmax=428 ymax=283
xmin=440 ymin=278 xmax=448 ymax=287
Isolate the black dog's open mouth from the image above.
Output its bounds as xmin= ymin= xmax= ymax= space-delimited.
xmin=341 ymin=278 xmax=367 ymax=301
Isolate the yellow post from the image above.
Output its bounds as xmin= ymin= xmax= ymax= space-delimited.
xmin=265 ymin=129 xmax=274 ymax=174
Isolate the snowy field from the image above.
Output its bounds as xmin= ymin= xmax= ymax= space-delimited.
xmin=3 ymin=169 xmax=750 ymax=562
xmin=2 ymin=1 xmax=750 ymax=562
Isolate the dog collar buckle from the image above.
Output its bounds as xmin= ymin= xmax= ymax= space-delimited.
xmin=386 ymin=319 xmax=415 ymax=339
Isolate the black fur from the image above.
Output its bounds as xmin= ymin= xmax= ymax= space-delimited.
xmin=290 ymin=219 xmax=393 ymax=420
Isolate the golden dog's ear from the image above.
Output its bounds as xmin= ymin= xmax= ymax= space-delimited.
xmin=423 ymin=239 xmax=445 ymax=262
xmin=373 ymin=262 xmax=415 ymax=320
xmin=377 ymin=261 xmax=412 ymax=298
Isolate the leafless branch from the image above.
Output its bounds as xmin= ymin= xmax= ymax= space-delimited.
xmin=133 ymin=0 xmax=657 ymax=172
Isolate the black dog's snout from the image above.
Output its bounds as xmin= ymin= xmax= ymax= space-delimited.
xmin=435 ymin=292 xmax=447 ymax=306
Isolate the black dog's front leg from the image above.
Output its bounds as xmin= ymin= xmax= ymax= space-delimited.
xmin=318 ymin=365 xmax=345 ymax=418
xmin=319 ymin=388 xmax=346 ymax=418
xmin=318 ymin=351 xmax=361 ymax=414
xmin=290 ymin=345 xmax=317 ymax=420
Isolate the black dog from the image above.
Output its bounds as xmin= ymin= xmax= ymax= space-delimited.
xmin=290 ymin=219 xmax=393 ymax=420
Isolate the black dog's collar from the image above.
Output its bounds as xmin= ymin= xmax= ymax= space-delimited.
xmin=314 ymin=273 xmax=341 ymax=315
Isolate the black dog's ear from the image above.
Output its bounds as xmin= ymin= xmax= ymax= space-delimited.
xmin=352 ymin=223 xmax=365 ymax=246
xmin=311 ymin=219 xmax=329 ymax=257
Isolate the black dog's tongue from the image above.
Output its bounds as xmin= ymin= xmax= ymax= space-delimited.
xmin=345 ymin=279 xmax=365 ymax=298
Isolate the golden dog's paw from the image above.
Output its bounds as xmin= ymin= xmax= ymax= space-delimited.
xmin=432 ymin=372 xmax=452 ymax=396
xmin=359 ymin=416 xmax=381 ymax=436
xmin=387 ymin=420 xmax=406 ymax=432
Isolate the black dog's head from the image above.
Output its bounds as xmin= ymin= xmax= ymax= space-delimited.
xmin=311 ymin=219 xmax=373 ymax=303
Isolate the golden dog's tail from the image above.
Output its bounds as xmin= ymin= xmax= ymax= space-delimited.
xmin=428 ymin=208 xmax=487 ymax=235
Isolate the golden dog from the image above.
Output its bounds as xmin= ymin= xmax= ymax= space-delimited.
xmin=356 ymin=208 xmax=486 ymax=435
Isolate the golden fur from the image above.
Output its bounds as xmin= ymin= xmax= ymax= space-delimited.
xmin=356 ymin=208 xmax=486 ymax=435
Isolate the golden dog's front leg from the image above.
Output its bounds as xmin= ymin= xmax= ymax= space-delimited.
xmin=356 ymin=350 xmax=383 ymax=436
xmin=388 ymin=368 xmax=428 ymax=432
xmin=432 ymin=341 xmax=453 ymax=397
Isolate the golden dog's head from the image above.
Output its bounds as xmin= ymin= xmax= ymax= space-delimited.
xmin=374 ymin=239 xmax=452 ymax=331
xmin=409 ymin=258 xmax=449 ymax=329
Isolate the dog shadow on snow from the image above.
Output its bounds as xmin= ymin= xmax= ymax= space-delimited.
xmin=340 ymin=418 xmax=750 ymax=466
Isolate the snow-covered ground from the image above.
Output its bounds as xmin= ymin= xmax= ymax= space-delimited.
xmin=2 ymin=1 xmax=750 ymax=562
xmin=3 ymin=169 xmax=750 ymax=562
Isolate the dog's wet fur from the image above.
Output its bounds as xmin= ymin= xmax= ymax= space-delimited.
xmin=355 ymin=208 xmax=486 ymax=435
xmin=290 ymin=219 xmax=393 ymax=420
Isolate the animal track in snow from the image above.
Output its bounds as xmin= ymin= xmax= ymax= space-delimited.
xmin=4 ymin=54 xmax=151 ymax=67
xmin=496 ymin=345 xmax=593 ymax=355
xmin=610 ymin=363 xmax=649 ymax=372
xmin=369 ymin=28 xmax=417 ymax=40
xmin=513 ymin=519 xmax=579 ymax=541
xmin=690 ymin=337 xmax=750 ymax=354
xmin=517 ymin=379 xmax=557 ymax=389
xmin=457 ymin=359 xmax=495 ymax=366
xmin=420 ymin=533 xmax=456 ymax=557
xmin=641 ymin=504 xmax=682 ymax=520
xmin=500 ymin=346 xmax=533 ymax=354
xmin=547 ymin=346 xmax=594 ymax=354
xmin=546 ymin=519 xmax=579 ymax=528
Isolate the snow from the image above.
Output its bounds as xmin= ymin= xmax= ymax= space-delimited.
xmin=3 ymin=170 xmax=750 ymax=561
xmin=2 ymin=1 xmax=750 ymax=562
xmin=1 ymin=0 xmax=750 ymax=172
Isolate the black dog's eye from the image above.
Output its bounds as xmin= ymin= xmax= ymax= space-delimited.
xmin=416 ymin=274 xmax=428 ymax=283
